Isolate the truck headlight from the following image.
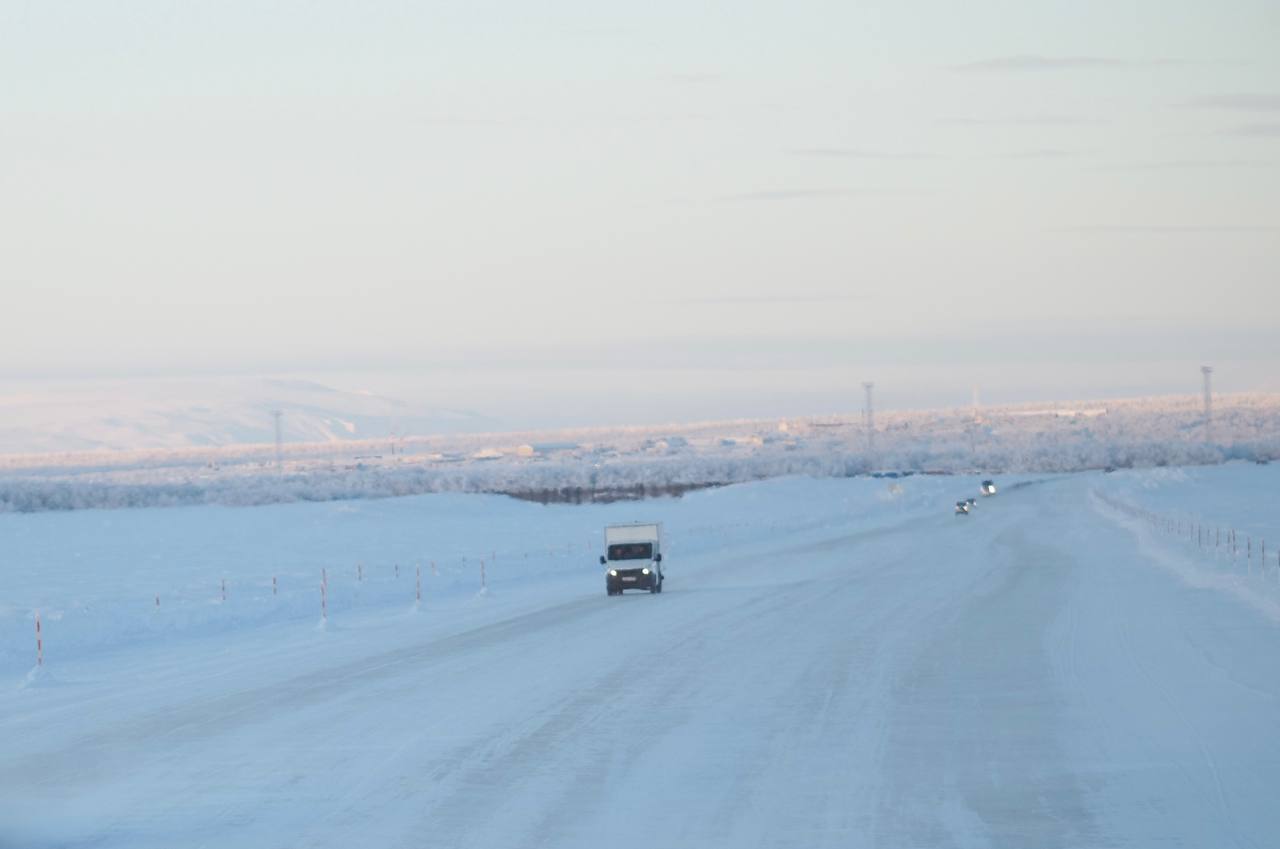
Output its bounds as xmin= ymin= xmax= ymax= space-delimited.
xmin=609 ymin=569 xmax=618 ymax=576
xmin=641 ymin=568 xmax=650 ymax=575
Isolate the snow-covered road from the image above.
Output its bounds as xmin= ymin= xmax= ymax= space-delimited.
xmin=3 ymin=472 xmax=1279 ymax=848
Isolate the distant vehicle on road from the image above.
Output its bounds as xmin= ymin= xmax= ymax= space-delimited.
xmin=966 ymin=497 xmax=977 ymax=510
xmin=955 ymin=501 xmax=971 ymax=516
xmin=980 ymin=480 xmax=997 ymax=496
xmin=602 ymin=522 xmax=664 ymax=595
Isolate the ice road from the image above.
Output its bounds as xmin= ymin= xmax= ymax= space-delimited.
xmin=2 ymin=469 xmax=1279 ymax=848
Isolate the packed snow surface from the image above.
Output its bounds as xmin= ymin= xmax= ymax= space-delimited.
xmin=2 ymin=465 xmax=1279 ymax=847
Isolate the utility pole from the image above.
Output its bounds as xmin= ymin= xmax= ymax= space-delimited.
xmin=271 ymin=410 xmax=283 ymax=471
xmin=968 ymin=386 xmax=982 ymax=463
xmin=862 ymin=381 xmax=875 ymax=461
xmin=1201 ymin=366 xmax=1213 ymax=444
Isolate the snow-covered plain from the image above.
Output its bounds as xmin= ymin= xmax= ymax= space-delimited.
xmin=2 ymin=466 xmax=1280 ymax=847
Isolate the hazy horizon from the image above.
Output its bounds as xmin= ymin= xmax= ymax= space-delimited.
xmin=0 ymin=363 xmax=1272 ymax=456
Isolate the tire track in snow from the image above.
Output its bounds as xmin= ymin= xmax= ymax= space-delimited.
xmin=873 ymin=513 xmax=1098 ymax=849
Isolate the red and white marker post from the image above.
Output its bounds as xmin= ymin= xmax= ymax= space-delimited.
xmin=480 ymin=559 xmax=487 ymax=592
xmin=34 ymin=613 xmax=43 ymax=667
xmin=415 ymin=564 xmax=422 ymax=606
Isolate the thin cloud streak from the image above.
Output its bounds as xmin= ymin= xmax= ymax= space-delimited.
xmin=1091 ymin=159 xmax=1273 ymax=171
xmin=1183 ymin=94 xmax=1280 ymax=111
xmin=718 ymin=188 xmax=874 ymax=202
xmin=951 ymin=55 xmax=1181 ymax=73
xmin=941 ymin=115 xmax=1106 ymax=127
xmin=992 ymin=149 xmax=1078 ymax=160
xmin=665 ymin=72 xmax=723 ymax=84
xmin=668 ymin=294 xmax=868 ymax=305
xmin=1227 ymin=123 xmax=1280 ymax=137
xmin=786 ymin=148 xmax=940 ymax=160
xmin=1058 ymin=224 xmax=1279 ymax=233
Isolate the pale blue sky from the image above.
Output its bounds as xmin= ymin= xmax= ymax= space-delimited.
xmin=1 ymin=1 xmax=1277 ymax=421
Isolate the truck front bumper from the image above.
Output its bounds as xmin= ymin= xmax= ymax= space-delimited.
xmin=607 ymin=571 xmax=658 ymax=592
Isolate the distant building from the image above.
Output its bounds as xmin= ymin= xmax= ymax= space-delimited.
xmin=517 ymin=441 xmax=580 ymax=458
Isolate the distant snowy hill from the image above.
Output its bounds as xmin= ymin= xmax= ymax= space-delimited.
xmin=0 ymin=377 xmax=492 ymax=454
xmin=0 ymin=391 xmax=1277 ymax=514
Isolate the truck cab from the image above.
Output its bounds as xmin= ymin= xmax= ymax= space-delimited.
xmin=601 ymin=522 xmax=664 ymax=595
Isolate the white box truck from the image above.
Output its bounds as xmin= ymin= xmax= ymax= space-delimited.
xmin=601 ymin=522 xmax=664 ymax=595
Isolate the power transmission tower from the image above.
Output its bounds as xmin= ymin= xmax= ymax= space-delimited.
xmin=1201 ymin=366 xmax=1213 ymax=444
xmin=862 ymin=381 xmax=875 ymax=460
xmin=271 ymin=410 xmax=283 ymax=471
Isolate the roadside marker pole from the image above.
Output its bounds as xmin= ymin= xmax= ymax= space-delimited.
xmin=416 ymin=564 xmax=422 ymax=604
xmin=357 ymin=563 xmax=363 ymax=583
xmin=273 ymin=576 xmax=278 ymax=596
xmin=395 ymin=563 xmax=400 ymax=579
xmin=155 ymin=594 xmax=160 ymax=608
xmin=1248 ymin=537 xmax=1252 ymax=576
xmin=320 ymin=570 xmax=328 ymax=622
xmin=221 ymin=578 xmax=227 ymax=603
xmin=431 ymin=560 xmax=438 ymax=577
xmin=34 ymin=613 xmax=43 ymax=667
xmin=480 ymin=559 xmax=487 ymax=591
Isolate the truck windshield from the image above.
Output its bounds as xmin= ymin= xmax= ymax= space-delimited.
xmin=607 ymin=542 xmax=653 ymax=561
